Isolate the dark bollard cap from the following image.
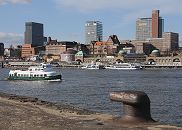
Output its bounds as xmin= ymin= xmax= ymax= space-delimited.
xmin=110 ymin=90 xmax=155 ymax=123
xmin=110 ymin=90 xmax=150 ymax=105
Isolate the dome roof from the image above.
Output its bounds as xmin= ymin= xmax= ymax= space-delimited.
xmin=151 ymin=50 xmax=160 ymax=57
xmin=118 ymin=50 xmax=126 ymax=54
xmin=151 ymin=50 xmax=160 ymax=53
xmin=75 ymin=51 xmax=84 ymax=56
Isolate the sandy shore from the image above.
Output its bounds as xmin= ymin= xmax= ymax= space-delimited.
xmin=0 ymin=92 xmax=181 ymax=130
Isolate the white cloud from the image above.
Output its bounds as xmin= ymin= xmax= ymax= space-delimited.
xmin=0 ymin=32 xmax=23 ymax=47
xmin=10 ymin=0 xmax=31 ymax=4
xmin=55 ymin=0 xmax=182 ymax=14
xmin=0 ymin=0 xmax=6 ymax=5
xmin=55 ymin=0 xmax=182 ymax=33
xmin=0 ymin=0 xmax=31 ymax=5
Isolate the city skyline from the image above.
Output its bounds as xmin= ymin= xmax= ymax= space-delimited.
xmin=1 ymin=0 xmax=182 ymax=47
xmin=136 ymin=10 xmax=164 ymax=40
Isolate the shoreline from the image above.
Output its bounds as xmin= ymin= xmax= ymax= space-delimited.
xmin=0 ymin=92 xmax=181 ymax=129
xmin=3 ymin=65 xmax=182 ymax=69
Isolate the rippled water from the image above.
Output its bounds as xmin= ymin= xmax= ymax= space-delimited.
xmin=0 ymin=68 xmax=182 ymax=126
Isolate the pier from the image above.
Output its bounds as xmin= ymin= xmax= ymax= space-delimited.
xmin=142 ymin=64 xmax=182 ymax=69
xmin=0 ymin=92 xmax=181 ymax=130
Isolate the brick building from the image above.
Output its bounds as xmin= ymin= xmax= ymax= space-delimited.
xmin=123 ymin=32 xmax=179 ymax=56
xmin=45 ymin=37 xmax=78 ymax=56
xmin=21 ymin=44 xmax=35 ymax=58
xmin=89 ymin=35 xmax=119 ymax=57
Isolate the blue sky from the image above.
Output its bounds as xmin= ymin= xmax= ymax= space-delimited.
xmin=0 ymin=0 xmax=182 ymax=47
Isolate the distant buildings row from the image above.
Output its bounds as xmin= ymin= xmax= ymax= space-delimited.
xmin=0 ymin=9 xmax=181 ymax=65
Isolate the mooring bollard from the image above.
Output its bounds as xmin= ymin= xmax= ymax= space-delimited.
xmin=110 ymin=90 xmax=155 ymax=123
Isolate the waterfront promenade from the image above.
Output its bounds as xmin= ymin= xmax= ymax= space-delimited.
xmin=0 ymin=92 xmax=181 ymax=130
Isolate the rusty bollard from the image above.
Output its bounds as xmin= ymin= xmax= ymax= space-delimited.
xmin=110 ymin=90 xmax=155 ymax=123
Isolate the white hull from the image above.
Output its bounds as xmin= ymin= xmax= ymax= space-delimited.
xmin=81 ymin=64 xmax=105 ymax=69
xmin=105 ymin=63 xmax=142 ymax=70
xmin=106 ymin=67 xmax=140 ymax=70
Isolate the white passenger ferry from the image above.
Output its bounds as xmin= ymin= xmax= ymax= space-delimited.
xmin=81 ymin=64 xmax=106 ymax=69
xmin=8 ymin=63 xmax=62 ymax=81
xmin=81 ymin=62 xmax=106 ymax=69
xmin=105 ymin=63 xmax=142 ymax=70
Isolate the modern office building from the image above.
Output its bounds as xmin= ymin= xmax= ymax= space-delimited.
xmin=136 ymin=18 xmax=152 ymax=40
xmin=24 ymin=22 xmax=44 ymax=47
xmin=126 ymin=32 xmax=179 ymax=55
xmin=0 ymin=43 xmax=4 ymax=56
xmin=136 ymin=10 xmax=164 ymax=40
xmin=161 ymin=32 xmax=179 ymax=53
xmin=85 ymin=21 xmax=103 ymax=44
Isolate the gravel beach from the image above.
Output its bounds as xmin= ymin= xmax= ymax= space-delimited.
xmin=0 ymin=92 xmax=181 ymax=130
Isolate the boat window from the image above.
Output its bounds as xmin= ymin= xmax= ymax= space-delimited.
xmin=34 ymin=75 xmax=36 ymax=77
xmin=40 ymin=74 xmax=43 ymax=77
xmin=21 ymin=74 xmax=23 ymax=77
xmin=37 ymin=74 xmax=39 ymax=77
xmin=44 ymin=74 xmax=47 ymax=77
xmin=18 ymin=74 xmax=20 ymax=77
xmin=30 ymin=74 xmax=33 ymax=77
xmin=29 ymin=69 xmax=32 ymax=71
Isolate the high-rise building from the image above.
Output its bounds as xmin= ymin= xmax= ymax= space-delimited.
xmin=24 ymin=22 xmax=44 ymax=47
xmin=152 ymin=10 xmax=159 ymax=38
xmin=0 ymin=43 xmax=4 ymax=56
xmin=85 ymin=21 xmax=103 ymax=44
xmin=136 ymin=10 xmax=164 ymax=40
xmin=136 ymin=18 xmax=152 ymax=40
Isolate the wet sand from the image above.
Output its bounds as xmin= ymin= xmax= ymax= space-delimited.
xmin=0 ymin=92 xmax=181 ymax=130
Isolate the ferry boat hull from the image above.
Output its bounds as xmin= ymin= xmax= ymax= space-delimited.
xmin=8 ymin=74 xmax=62 ymax=81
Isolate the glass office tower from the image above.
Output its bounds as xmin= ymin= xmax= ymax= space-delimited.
xmin=24 ymin=22 xmax=44 ymax=47
xmin=85 ymin=21 xmax=103 ymax=44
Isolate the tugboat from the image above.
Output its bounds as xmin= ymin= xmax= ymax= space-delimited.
xmin=8 ymin=63 xmax=62 ymax=81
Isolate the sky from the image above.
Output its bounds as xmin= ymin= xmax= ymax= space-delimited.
xmin=1 ymin=0 xmax=182 ymax=47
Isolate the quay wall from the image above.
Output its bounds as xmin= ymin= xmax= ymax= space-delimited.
xmin=142 ymin=65 xmax=182 ymax=69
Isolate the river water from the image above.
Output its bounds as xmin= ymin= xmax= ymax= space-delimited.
xmin=0 ymin=68 xmax=181 ymax=126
